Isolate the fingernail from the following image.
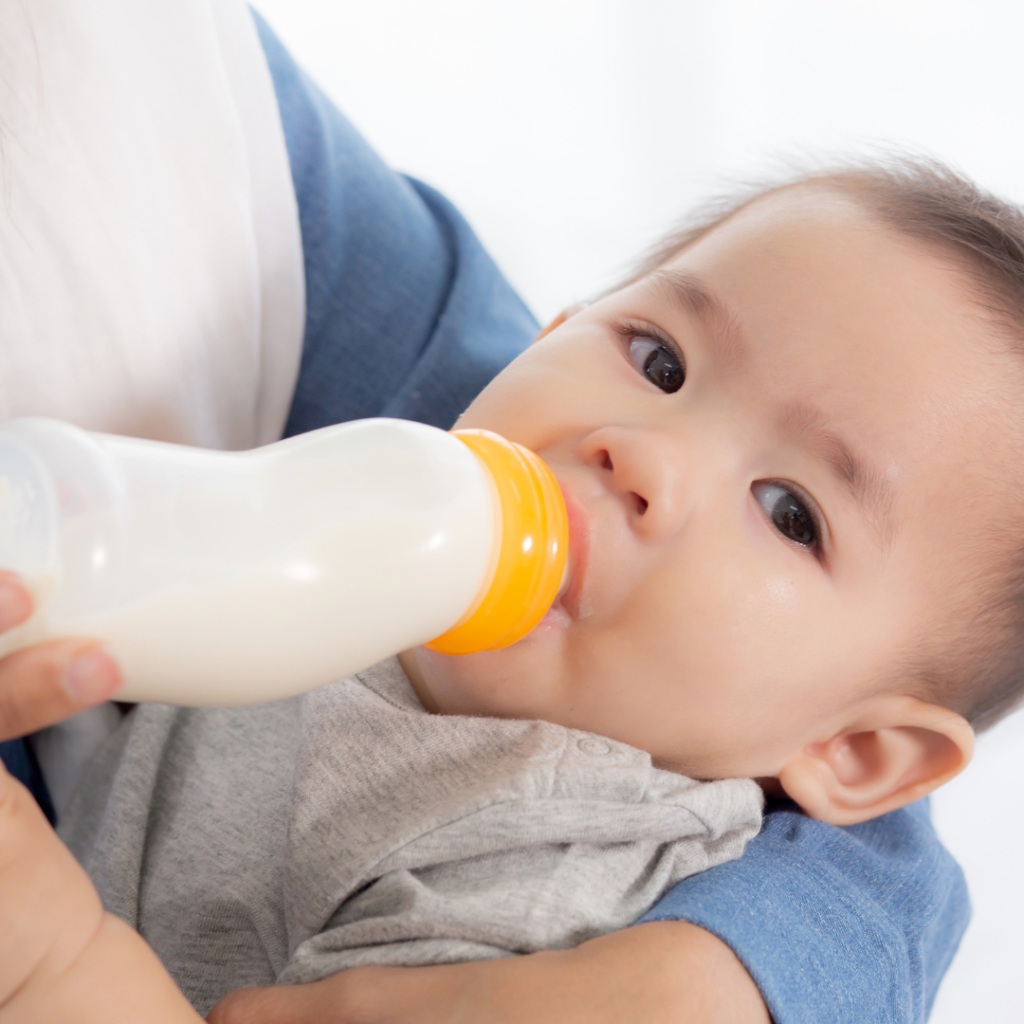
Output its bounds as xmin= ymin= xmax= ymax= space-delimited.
xmin=63 ymin=647 xmax=121 ymax=704
xmin=0 ymin=581 xmax=32 ymax=632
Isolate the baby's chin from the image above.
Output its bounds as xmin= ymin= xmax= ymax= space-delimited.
xmin=400 ymin=630 xmax=571 ymax=721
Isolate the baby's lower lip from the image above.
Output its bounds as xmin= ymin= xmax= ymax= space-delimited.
xmin=553 ymin=480 xmax=590 ymax=621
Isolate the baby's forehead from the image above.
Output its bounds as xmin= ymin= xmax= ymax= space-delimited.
xmin=649 ymin=193 xmax=979 ymax=373
xmin=675 ymin=185 xmax=938 ymax=278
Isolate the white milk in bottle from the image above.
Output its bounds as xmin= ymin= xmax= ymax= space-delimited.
xmin=0 ymin=418 xmax=567 ymax=705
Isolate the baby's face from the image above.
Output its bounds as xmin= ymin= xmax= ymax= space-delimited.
xmin=405 ymin=188 xmax=1019 ymax=780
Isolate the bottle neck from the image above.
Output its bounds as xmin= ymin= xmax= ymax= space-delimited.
xmin=425 ymin=429 xmax=568 ymax=654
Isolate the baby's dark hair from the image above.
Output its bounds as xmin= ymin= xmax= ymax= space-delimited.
xmin=622 ymin=154 xmax=1024 ymax=732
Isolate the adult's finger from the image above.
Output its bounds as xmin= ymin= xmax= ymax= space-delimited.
xmin=0 ymin=572 xmax=122 ymax=740
xmin=0 ymin=639 xmax=122 ymax=742
xmin=0 ymin=573 xmax=34 ymax=633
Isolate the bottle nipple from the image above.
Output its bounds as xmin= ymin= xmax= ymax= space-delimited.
xmin=425 ymin=429 xmax=568 ymax=654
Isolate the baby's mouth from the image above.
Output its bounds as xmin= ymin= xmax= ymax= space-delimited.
xmin=557 ymin=559 xmax=570 ymax=599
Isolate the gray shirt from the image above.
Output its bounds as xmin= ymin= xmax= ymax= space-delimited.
xmin=60 ymin=659 xmax=763 ymax=1015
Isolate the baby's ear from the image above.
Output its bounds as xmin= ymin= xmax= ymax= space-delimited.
xmin=532 ymin=304 xmax=585 ymax=344
xmin=777 ymin=696 xmax=974 ymax=826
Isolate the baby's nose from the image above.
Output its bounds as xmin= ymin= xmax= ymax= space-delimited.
xmin=580 ymin=426 xmax=687 ymax=538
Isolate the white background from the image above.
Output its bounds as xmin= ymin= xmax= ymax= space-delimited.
xmin=254 ymin=2 xmax=1024 ymax=1019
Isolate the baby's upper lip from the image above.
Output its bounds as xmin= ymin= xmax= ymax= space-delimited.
xmin=554 ymin=477 xmax=591 ymax=620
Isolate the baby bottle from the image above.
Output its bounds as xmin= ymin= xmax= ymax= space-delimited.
xmin=0 ymin=417 xmax=567 ymax=706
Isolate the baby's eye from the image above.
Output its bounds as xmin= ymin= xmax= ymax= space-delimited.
xmin=628 ymin=337 xmax=685 ymax=394
xmin=752 ymin=481 xmax=820 ymax=548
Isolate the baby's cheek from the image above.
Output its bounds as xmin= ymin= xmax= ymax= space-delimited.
xmin=456 ymin=358 xmax=568 ymax=448
xmin=617 ymin=560 xmax=820 ymax=724
xmin=760 ymin=574 xmax=801 ymax=613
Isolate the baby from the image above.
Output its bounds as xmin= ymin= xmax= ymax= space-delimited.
xmin=4 ymin=153 xmax=1022 ymax=1023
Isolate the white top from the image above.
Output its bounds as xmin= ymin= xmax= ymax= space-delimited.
xmin=5 ymin=0 xmax=306 ymax=807
xmin=0 ymin=0 xmax=304 ymax=450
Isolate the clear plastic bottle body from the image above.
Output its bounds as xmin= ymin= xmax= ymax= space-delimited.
xmin=0 ymin=418 xmax=496 ymax=705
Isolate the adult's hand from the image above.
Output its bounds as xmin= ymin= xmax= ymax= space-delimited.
xmin=0 ymin=571 xmax=121 ymax=742
xmin=207 ymin=922 xmax=771 ymax=1024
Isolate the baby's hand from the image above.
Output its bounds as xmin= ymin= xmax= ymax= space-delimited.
xmin=0 ymin=761 xmax=202 ymax=1024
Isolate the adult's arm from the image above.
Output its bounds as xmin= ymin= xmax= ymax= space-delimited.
xmin=210 ymin=922 xmax=769 ymax=1024
xmin=250 ymin=13 xmax=971 ymax=1023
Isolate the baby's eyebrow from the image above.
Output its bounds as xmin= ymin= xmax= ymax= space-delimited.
xmin=780 ymin=402 xmax=897 ymax=549
xmin=649 ymin=269 xmax=747 ymax=372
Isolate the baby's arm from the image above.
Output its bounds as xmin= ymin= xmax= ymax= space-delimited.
xmin=0 ymin=763 xmax=202 ymax=1024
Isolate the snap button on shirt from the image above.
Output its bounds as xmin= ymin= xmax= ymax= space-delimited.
xmin=577 ymin=738 xmax=612 ymax=757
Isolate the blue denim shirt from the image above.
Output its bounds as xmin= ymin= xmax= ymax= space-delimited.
xmin=640 ymin=799 xmax=968 ymax=1023
xmin=253 ymin=14 xmax=970 ymax=1022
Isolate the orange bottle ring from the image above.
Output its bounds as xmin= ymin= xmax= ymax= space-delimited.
xmin=425 ymin=429 xmax=568 ymax=654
